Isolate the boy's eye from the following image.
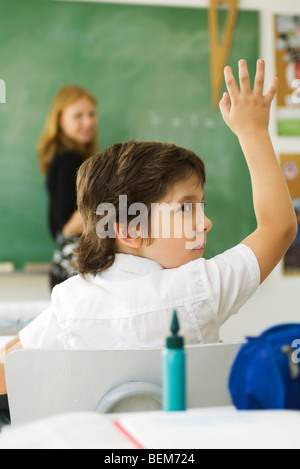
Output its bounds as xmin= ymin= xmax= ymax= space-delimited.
xmin=180 ymin=202 xmax=206 ymax=213
xmin=181 ymin=203 xmax=193 ymax=213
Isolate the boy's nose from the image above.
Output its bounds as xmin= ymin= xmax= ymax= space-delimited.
xmin=196 ymin=215 xmax=212 ymax=233
xmin=204 ymin=215 xmax=213 ymax=233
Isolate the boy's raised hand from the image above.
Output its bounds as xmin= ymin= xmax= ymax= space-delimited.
xmin=218 ymin=59 xmax=297 ymax=284
xmin=219 ymin=59 xmax=279 ymax=138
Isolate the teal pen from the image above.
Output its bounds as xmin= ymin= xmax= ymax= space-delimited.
xmin=162 ymin=310 xmax=186 ymax=411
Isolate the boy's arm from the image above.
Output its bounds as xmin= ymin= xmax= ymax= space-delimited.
xmin=0 ymin=335 xmax=23 ymax=395
xmin=219 ymin=59 xmax=297 ymax=284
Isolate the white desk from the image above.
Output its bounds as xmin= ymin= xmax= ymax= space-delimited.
xmin=0 ymin=407 xmax=299 ymax=449
xmin=0 ymin=300 xmax=50 ymax=338
xmin=0 ymin=272 xmax=50 ymax=340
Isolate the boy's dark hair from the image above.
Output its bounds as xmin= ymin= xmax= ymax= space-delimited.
xmin=75 ymin=140 xmax=206 ymax=276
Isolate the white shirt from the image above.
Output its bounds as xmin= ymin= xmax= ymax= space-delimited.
xmin=19 ymin=244 xmax=260 ymax=350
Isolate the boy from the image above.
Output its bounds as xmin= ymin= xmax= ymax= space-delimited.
xmin=0 ymin=59 xmax=297 ymax=395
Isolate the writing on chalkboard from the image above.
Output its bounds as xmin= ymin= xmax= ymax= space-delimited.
xmin=0 ymin=79 xmax=6 ymax=104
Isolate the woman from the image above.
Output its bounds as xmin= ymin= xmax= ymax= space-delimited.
xmin=37 ymin=85 xmax=98 ymax=289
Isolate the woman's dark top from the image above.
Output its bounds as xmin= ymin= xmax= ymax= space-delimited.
xmin=47 ymin=150 xmax=83 ymax=239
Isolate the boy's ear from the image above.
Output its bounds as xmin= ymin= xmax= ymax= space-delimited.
xmin=113 ymin=222 xmax=142 ymax=248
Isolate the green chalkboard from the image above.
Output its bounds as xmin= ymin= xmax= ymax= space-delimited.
xmin=0 ymin=0 xmax=258 ymax=269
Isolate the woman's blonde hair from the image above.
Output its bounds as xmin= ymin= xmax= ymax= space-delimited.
xmin=37 ymin=84 xmax=98 ymax=175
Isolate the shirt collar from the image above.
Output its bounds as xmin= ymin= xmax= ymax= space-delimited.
xmin=95 ymin=253 xmax=164 ymax=280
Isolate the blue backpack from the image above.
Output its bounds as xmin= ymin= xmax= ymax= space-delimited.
xmin=229 ymin=323 xmax=300 ymax=410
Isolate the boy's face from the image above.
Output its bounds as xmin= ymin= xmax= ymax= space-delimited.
xmin=140 ymin=174 xmax=213 ymax=268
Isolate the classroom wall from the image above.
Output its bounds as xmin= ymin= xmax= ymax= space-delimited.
xmin=0 ymin=273 xmax=50 ymax=302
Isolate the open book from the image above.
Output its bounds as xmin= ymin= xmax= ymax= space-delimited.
xmin=116 ymin=407 xmax=300 ymax=450
xmin=0 ymin=412 xmax=137 ymax=450
xmin=0 ymin=407 xmax=300 ymax=449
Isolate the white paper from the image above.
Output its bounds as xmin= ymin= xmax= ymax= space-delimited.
xmin=0 ymin=411 xmax=137 ymax=449
xmin=118 ymin=407 xmax=300 ymax=449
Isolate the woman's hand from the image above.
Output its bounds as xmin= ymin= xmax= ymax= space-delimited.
xmin=219 ymin=59 xmax=279 ymax=139
xmin=62 ymin=210 xmax=84 ymax=237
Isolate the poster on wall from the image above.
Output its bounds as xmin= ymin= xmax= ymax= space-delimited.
xmin=280 ymin=154 xmax=300 ymax=275
xmin=275 ymin=15 xmax=300 ymax=136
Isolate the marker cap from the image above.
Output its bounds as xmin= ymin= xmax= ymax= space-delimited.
xmin=166 ymin=310 xmax=184 ymax=349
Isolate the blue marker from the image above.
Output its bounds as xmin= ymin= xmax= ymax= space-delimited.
xmin=162 ymin=310 xmax=186 ymax=411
